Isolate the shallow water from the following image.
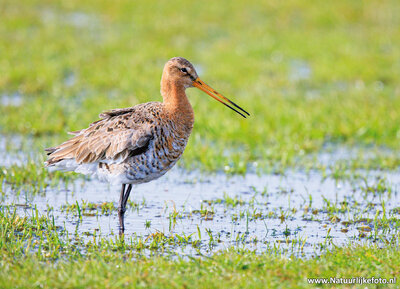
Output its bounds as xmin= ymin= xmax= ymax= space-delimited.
xmin=289 ymin=59 xmax=312 ymax=81
xmin=2 ymin=162 xmax=399 ymax=258
xmin=1 ymin=134 xmax=399 ymax=258
xmin=0 ymin=93 xmax=23 ymax=107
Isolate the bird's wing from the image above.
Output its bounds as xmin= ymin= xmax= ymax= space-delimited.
xmin=45 ymin=106 xmax=155 ymax=166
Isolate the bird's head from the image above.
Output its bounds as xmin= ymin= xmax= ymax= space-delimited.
xmin=162 ymin=57 xmax=250 ymax=118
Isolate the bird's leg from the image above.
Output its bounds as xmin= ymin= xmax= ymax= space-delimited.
xmin=118 ymin=184 xmax=133 ymax=234
xmin=122 ymin=184 xmax=132 ymax=210
xmin=118 ymin=184 xmax=126 ymax=233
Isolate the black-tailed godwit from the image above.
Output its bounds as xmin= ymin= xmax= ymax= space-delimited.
xmin=45 ymin=57 xmax=249 ymax=232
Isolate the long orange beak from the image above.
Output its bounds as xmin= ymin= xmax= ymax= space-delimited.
xmin=192 ymin=78 xmax=250 ymax=118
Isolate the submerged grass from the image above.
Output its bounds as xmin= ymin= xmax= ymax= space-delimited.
xmin=0 ymin=207 xmax=399 ymax=288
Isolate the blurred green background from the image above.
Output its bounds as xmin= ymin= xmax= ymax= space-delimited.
xmin=1 ymin=0 xmax=399 ymax=171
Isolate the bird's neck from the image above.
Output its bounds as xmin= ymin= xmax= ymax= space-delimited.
xmin=161 ymin=78 xmax=194 ymax=129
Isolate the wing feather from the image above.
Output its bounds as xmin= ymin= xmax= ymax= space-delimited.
xmin=45 ymin=104 xmax=158 ymax=167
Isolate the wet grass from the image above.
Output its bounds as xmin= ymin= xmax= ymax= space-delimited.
xmin=1 ymin=0 xmax=400 ymax=288
xmin=0 ymin=205 xmax=399 ymax=288
xmin=1 ymin=163 xmax=400 ymax=288
xmin=1 ymin=162 xmax=400 ymax=287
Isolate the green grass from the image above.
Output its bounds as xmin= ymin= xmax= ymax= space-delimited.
xmin=1 ymin=246 xmax=399 ymax=289
xmin=1 ymin=0 xmax=400 ymax=288
xmin=1 ymin=0 xmax=400 ymax=171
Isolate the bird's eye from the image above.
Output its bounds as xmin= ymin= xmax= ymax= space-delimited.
xmin=180 ymin=67 xmax=188 ymax=73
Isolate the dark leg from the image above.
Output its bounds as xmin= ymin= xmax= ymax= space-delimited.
xmin=118 ymin=184 xmax=126 ymax=233
xmin=118 ymin=184 xmax=132 ymax=234
xmin=122 ymin=184 xmax=132 ymax=209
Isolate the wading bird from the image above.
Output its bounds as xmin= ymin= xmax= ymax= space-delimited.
xmin=45 ymin=57 xmax=249 ymax=233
